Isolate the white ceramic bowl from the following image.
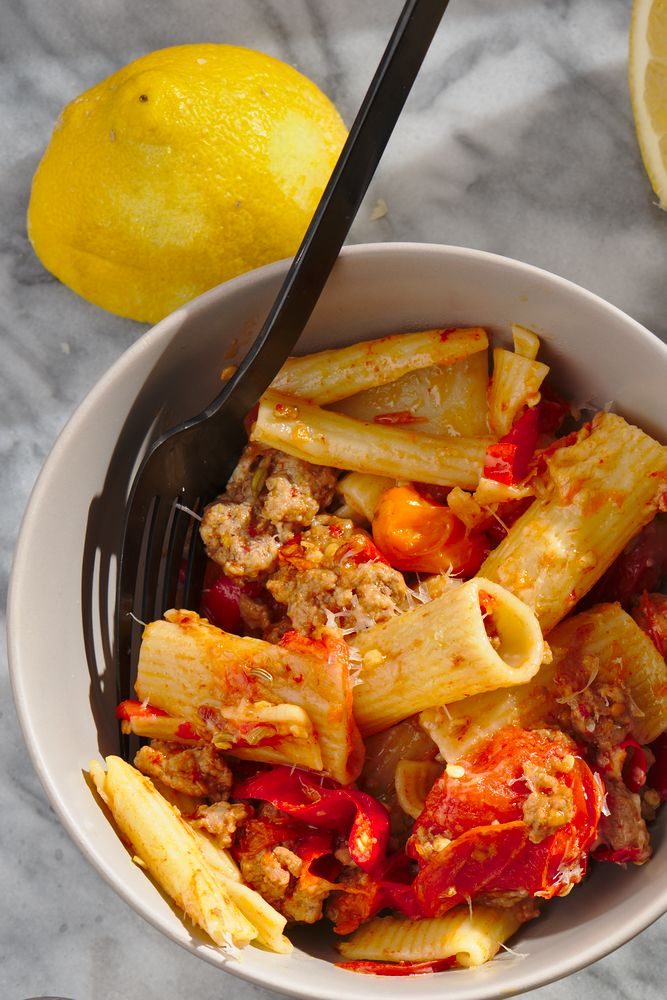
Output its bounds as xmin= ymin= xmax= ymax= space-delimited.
xmin=8 ymin=243 xmax=667 ymax=1000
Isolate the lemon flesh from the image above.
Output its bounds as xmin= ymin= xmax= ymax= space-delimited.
xmin=27 ymin=44 xmax=347 ymax=323
xmin=629 ymin=0 xmax=667 ymax=207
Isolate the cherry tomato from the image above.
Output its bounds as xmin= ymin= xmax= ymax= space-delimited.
xmin=372 ymin=484 xmax=488 ymax=576
xmin=408 ymin=726 xmax=603 ymax=916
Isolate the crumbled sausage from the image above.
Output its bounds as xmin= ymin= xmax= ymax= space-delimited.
xmin=233 ymin=816 xmax=333 ymax=924
xmin=597 ymin=774 xmax=652 ymax=863
xmin=266 ymin=515 xmax=410 ymax=634
xmin=134 ymin=741 xmax=232 ymax=800
xmin=190 ymin=800 xmax=251 ymax=848
xmin=521 ymin=758 xmax=575 ymax=843
xmin=200 ymin=444 xmax=338 ymax=581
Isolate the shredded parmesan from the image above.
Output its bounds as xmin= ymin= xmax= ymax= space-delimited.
xmin=554 ymin=663 xmax=599 ymax=704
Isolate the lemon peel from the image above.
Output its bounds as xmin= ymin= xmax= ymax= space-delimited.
xmin=27 ymin=44 xmax=347 ymax=322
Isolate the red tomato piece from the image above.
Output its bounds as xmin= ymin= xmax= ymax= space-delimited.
xmin=409 ymin=727 xmax=603 ymax=915
xmin=337 ymin=958 xmax=458 ymax=976
xmin=483 ymin=408 xmax=540 ymax=485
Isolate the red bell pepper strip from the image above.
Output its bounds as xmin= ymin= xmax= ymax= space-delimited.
xmin=233 ymin=766 xmax=390 ymax=873
xmin=336 ymin=958 xmax=458 ymax=976
xmin=591 ymin=845 xmax=645 ymax=864
xmin=483 ymin=407 xmax=540 ymax=485
xmin=116 ymin=699 xmax=169 ymax=720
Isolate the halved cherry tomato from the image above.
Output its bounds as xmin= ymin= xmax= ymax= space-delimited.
xmin=371 ymin=485 xmax=488 ymax=576
xmin=408 ymin=726 xmax=603 ymax=916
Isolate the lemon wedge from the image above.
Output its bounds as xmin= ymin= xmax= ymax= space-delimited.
xmin=629 ymin=0 xmax=667 ymax=207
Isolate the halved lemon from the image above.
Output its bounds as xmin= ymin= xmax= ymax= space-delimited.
xmin=630 ymin=0 xmax=667 ymax=207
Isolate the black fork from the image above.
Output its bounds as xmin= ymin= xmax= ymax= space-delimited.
xmin=115 ymin=0 xmax=452 ymax=756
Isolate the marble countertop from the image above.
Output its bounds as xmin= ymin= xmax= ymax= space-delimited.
xmin=2 ymin=1 xmax=666 ymax=998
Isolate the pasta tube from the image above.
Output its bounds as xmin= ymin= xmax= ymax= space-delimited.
xmin=337 ymin=472 xmax=395 ymax=522
xmin=332 ymin=352 xmax=490 ymax=438
xmin=394 ymin=760 xmax=443 ymax=819
xmin=421 ymin=602 xmax=667 ymax=761
xmin=136 ymin=610 xmax=363 ymax=784
xmin=338 ymin=907 xmax=526 ymax=968
xmin=511 ymin=323 xmax=540 ymax=360
xmin=271 ymin=327 xmax=488 ymax=404
xmin=90 ymin=756 xmax=258 ymax=948
xmin=253 ymin=390 xmax=491 ymax=489
xmin=350 ymin=578 xmax=545 ymax=735
xmin=479 ymin=412 xmax=667 ymax=633
xmin=488 ymin=348 xmax=549 ymax=437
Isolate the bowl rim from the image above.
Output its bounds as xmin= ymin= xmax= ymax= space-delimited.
xmin=8 ymin=240 xmax=667 ymax=1000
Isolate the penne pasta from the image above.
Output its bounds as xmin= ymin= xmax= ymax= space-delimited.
xmin=480 ymin=412 xmax=667 ymax=633
xmin=90 ymin=756 xmax=258 ymax=948
xmin=252 ymin=390 xmax=492 ymax=489
xmin=511 ymin=323 xmax=541 ymax=360
xmin=337 ymin=906 xmax=526 ymax=968
xmin=350 ymin=578 xmax=545 ymax=735
xmin=270 ymin=327 xmax=488 ymax=405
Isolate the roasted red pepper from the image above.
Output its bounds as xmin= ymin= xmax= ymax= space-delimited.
xmin=232 ymin=766 xmax=390 ymax=873
xmin=409 ymin=727 xmax=603 ymax=916
xmin=115 ymin=699 xmax=169 ymax=720
xmin=337 ymin=958 xmax=457 ymax=976
xmin=483 ymin=407 xmax=540 ymax=485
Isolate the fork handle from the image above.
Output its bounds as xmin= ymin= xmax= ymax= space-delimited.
xmin=201 ymin=0 xmax=451 ymax=432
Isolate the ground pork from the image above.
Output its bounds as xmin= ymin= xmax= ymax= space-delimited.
xmin=596 ymin=774 xmax=652 ymax=863
xmin=134 ymin=741 xmax=232 ymax=800
xmin=521 ymin=757 xmax=575 ymax=844
xmin=266 ymin=515 xmax=410 ymax=634
xmin=233 ymin=816 xmax=333 ymax=924
xmin=325 ymin=868 xmax=379 ymax=935
xmin=189 ymin=800 xmax=251 ymax=848
xmin=548 ymin=656 xmax=642 ymax=752
xmin=200 ymin=443 xmax=338 ymax=581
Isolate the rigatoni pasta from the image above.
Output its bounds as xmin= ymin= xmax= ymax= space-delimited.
xmin=480 ymin=411 xmax=667 ymax=632
xmin=270 ymin=327 xmax=488 ymax=404
xmin=351 ymin=577 xmax=545 ymax=735
xmin=90 ymin=320 xmax=667 ymax=976
xmin=252 ymin=389 xmax=491 ymax=489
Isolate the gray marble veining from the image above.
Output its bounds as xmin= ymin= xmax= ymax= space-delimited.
xmin=2 ymin=1 xmax=666 ymax=998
